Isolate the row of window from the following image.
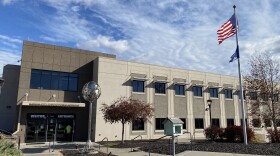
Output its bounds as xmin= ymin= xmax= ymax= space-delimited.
xmin=132 ymin=118 xmax=245 ymax=131
xmin=132 ymin=80 xmax=234 ymax=98
xmin=30 ymin=69 xmax=78 ymax=91
xmin=132 ymin=118 xmax=186 ymax=131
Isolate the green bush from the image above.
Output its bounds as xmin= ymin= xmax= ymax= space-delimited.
xmin=0 ymin=140 xmax=22 ymax=156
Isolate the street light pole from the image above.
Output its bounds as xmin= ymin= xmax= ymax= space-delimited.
xmin=206 ymin=99 xmax=213 ymax=141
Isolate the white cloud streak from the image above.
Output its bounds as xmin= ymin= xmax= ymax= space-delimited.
xmin=3 ymin=0 xmax=280 ymax=76
xmin=77 ymin=35 xmax=129 ymax=53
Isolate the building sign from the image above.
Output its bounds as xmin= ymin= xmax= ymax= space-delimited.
xmin=27 ymin=114 xmax=75 ymax=119
xmin=58 ymin=115 xmax=75 ymax=119
xmin=29 ymin=114 xmax=47 ymax=119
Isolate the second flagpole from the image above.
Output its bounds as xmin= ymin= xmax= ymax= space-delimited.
xmin=233 ymin=5 xmax=248 ymax=145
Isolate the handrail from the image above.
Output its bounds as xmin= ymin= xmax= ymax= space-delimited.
xmin=132 ymin=135 xmax=142 ymax=141
xmin=183 ymin=132 xmax=193 ymax=151
xmin=148 ymin=135 xmax=169 ymax=156
xmin=130 ymin=135 xmax=142 ymax=152
xmin=99 ymin=137 xmax=109 ymax=153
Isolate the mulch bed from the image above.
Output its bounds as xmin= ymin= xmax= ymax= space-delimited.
xmin=99 ymin=140 xmax=280 ymax=155
xmin=60 ymin=149 xmax=116 ymax=156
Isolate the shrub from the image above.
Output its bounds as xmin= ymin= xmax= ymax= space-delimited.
xmin=204 ymin=126 xmax=224 ymax=140
xmin=224 ymin=126 xmax=254 ymax=143
xmin=267 ymin=129 xmax=280 ymax=143
xmin=0 ymin=140 xmax=22 ymax=156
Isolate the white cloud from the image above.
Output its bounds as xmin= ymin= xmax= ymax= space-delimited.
xmin=77 ymin=35 xmax=129 ymax=53
xmin=0 ymin=35 xmax=22 ymax=43
xmin=1 ymin=0 xmax=15 ymax=5
xmin=0 ymin=51 xmax=21 ymax=76
xmin=4 ymin=0 xmax=280 ymax=76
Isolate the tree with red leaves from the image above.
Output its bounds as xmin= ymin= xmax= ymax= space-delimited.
xmin=100 ymin=97 xmax=154 ymax=144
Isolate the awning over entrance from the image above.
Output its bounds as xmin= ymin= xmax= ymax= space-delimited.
xmin=22 ymin=101 xmax=85 ymax=107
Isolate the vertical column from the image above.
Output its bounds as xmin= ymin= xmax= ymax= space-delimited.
xmin=234 ymin=90 xmax=240 ymax=126
xmin=204 ymin=86 xmax=210 ymax=127
xmin=147 ymin=77 xmax=154 ymax=139
xmin=168 ymin=81 xmax=174 ymax=118
xmin=187 ymin=85 xmax=194 ymax=134
xmin=220 ymin=88 xmax=226 ymax=127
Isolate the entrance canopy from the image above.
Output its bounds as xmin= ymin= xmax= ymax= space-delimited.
xmin=22 ymin=101 xmax=85 ymax=107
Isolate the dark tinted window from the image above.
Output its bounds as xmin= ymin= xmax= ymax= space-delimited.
xmin=212 ymin=118 xmax=220 ymax=127
xmin=30 ymin=69 xmax=78 ymax=91
xmin=51 ymin=72 xmax=60 ymax=90
xmin=30 ymin=70 xmax=41 ymax=89
xmin=132 ymin=80 xmax=144 ymax=92
xmin=195 ymin=118 xmax=204 ymax=129
xmin=210 ymin=88 xmax=218 ymax=98
xmin=175 ymin=84 xmax=185 ymax=95
xmin=249 ymin=92 xmax=257 ymax=100
xmin=132 ymin=119 xmax=144 ymax=131
xmin=252 ymin=118 xmax=261 ymax=127
xmin=41 ymin=71 xmax=52 ymax=89
xmin=227 ymin=119 xmax=234 ymax=127
xmin=155 ymin=118 xmax=165 ymax=130
xmin=225 ymin=89 xmax=232 ymax=99
xmin=193 ymin=86 xmax=202 ymax=97
xmin=180 ymin=118 xmax=186 ymax=129
xmin=264 ymin=119 xmax=271 ymax=127
xmin=240 ymin=119 xmax=248 ymax=126
xmin=155 ymin=82 xmax=166 ymax=94
xmin=69 ymin=74 xmax=78 ymax=91
xmin=59 ymin=72 xmax=69 ymax=91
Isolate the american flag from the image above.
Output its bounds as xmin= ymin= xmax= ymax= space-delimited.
xmin=217 ymin=14 xmax=238 ymax=44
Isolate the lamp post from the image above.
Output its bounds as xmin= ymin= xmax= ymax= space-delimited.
xmin=0 ymin=78 xmax=4 ymax=95
xmin=82 ymin=81 xmax=101 ymax=149
xmin=206 ymin=99 xmax=212 ymax=140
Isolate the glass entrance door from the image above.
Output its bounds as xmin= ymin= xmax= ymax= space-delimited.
xmin=26 ymin=120 xmax=46 ymax=142
xmin=26 ymin=114 xmax=75 ymax=142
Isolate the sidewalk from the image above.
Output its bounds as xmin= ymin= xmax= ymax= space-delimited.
xmin=20 ymin=142 xmax=266 ymax=156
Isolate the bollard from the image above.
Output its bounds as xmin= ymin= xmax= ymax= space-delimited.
xmin=17 ymin=136 xmax=20 ymax=150
xmin=49 ymin=141 xmax=51 ymax=153
xmin=52 ymin=134 xmax=55 ymax=152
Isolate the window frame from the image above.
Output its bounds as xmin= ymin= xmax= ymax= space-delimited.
xmin=174 ymin=84 xmax=185 ymax=96
xmin=249 ymin=92 xmax=257 ymax=100
xmin=30 ymin=69 xmax=78 ymax=92
xmin=209 ymin=88 xmax=218 ymax=98
xmin=195 ymin=118 xmax=204 ymax=129
xmin=155 ymin=82 xmax=166 ymax=94
xmin=227 ymin=118 xmax=234 ymax=127
xmin=212 ymin=118 xmax=220 ymax=128
xmin=132 ymin=80 xmax=145 ymax=93
xmin=193 ymin=86 xmax=203 ymax=97
xmin=180 ymin=118 xmax=187 ymax=129
xmin=155 ymin=118 xmax=165 ymax=130
xmin=132 ymin=119 xmax=145 ymax=131
xmin=224 ymin=89 xmax=233 ymax=99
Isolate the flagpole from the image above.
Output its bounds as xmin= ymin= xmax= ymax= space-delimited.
xmin=233 ymin=5 xmax=248 ymax=145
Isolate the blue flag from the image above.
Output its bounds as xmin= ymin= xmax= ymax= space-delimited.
xmin=229 ymin=46 xmax=239 ymax=63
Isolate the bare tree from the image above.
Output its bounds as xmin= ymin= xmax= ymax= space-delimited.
xmin=100 ymin=97 xmax=154 ymax=144
xmin=244 ymin=53 xmax=280 ymax=142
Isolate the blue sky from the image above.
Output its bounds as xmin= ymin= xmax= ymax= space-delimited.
xmin=1 ymin=0 xmax=280 ymax=76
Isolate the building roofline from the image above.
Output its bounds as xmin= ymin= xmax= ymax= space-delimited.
xmin=98 ymin=57 xmax=239 ymax=79
xmin=23 ymin=40 xmax=116 ymax=58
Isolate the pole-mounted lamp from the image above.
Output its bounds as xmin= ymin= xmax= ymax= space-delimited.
xmin=206 ymin=99 xmax=213 ymax=141
xmin=82 ymin=81 xmax=101 ymax=149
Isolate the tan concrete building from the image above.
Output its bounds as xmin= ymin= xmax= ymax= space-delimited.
xmin=0 ymin=41 xmax=253 ymax=143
